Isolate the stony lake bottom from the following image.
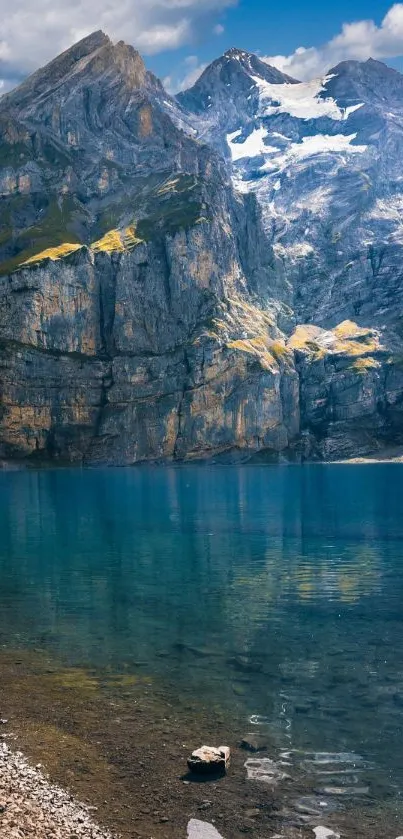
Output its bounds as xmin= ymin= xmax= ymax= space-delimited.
xmin=0 ymin=464 xmax=402 ymax=839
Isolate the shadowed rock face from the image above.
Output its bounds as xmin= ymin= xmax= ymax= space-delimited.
xmin=0 ymin=34 xmax=402 ymax=464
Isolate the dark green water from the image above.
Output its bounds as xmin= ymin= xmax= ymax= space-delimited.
xmin=0 ymin=464 xmax=403 ymax=833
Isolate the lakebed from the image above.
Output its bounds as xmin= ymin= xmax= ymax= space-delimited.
xmin=0 ymin=645 xmax=396 ymax=839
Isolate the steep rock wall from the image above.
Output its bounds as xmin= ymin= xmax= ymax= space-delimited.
xmin=0 ymin=208 xmax=301 ymax=464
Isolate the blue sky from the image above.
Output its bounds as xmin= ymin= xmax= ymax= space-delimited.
xmin=152 ymin=0 xmax=393 ymax=70
xmin=148 ymin=0 xmax=403 ymax=90
xmin=1 ymin=0 xmax=403 ymax=94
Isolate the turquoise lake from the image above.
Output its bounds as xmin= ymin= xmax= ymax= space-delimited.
xmin=0 ymin=463 xmax=402 ymax=835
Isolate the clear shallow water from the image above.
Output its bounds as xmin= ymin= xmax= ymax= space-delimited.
xmin=0 ymin=464 xmax=403 ymax=832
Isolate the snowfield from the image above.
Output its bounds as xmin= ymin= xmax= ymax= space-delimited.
xmin=251 ymin=74 xmax=364 ymax=122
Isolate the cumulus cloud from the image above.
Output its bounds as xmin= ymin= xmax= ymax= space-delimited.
xmin=264 ymin=3 xmax=403 ymax=80
xmin=164 ymin=54 xmax=207 ymax=93
xmin=0 ymin=0 xmax=237 ymax=91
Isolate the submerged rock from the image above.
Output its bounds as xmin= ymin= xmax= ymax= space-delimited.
xmin=187 ymin=745 xmax=230 ymax=775
xmin=244 ymin=757 xmax=290 ymax=785
xmin=240 ymin=733 xmax=268 ymax=752
xmin=245 ymin=808 xmax=261 ymax=818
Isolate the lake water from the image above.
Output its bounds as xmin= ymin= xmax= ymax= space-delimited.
xmin=0 ymin=464 xmax=402 ymax=837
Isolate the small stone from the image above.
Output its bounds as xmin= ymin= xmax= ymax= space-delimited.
xmin=187 ymin=746 xmax=230 ymax=775
xmin=245 ymin=809 xmax=260 ymax=819
xmin=0 ymin=720 xmax=8 ymax=725
xmin=240 ymin=733 xmax=268 ymax=753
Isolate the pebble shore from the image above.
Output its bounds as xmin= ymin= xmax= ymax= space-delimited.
xmin=0 ymin=742 xmax=117 ymax=839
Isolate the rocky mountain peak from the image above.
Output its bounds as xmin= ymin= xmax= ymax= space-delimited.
xmin=0 ymin=31 xmax=111 ymax=109
xmin=328 ymin=56 xmax=402 ymax=79
xmin=221 ymin=46 xmax=258 ymax=68
xmin=109 ymin=40 xmax=147 ymax=88
xmin=323 ymin=56 xmax=403 ymax=108
xmin=224 ymin=47 xmax=245 ymax=57
xmin=221 ymin=47 xmax=298 ymax=83
xmin=0 ymin=31 xmax=149 ymax=117
xmin=366 ymin=57 xmax=386 ymax=68
xmin=180 ymin=47 xmax=297 ymax=100
xmin=177 ymin=47 xmax=297 ymax=131
xmin=78 ymin=38 xmax=147 ymax=90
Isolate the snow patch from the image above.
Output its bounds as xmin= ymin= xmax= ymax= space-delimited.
xmin=287 ymin=133 xmax=367 ymax=160
xmin=227 ymin=127 xmax=279 ymax=161
xmin=259 ymin=134 xmax=366 ymax=175
xmin=251 ymin=74 xmax=364 ymax=122
xmin=344 ymin=103 xmax=365 ymax=119
xmin=270 ymin=131 xmax=292 ymax=141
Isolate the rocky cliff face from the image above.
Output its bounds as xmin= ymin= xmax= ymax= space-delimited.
xmin=0 ymin=34 xmax=402 ymax=464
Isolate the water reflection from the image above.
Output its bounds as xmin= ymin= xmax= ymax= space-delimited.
xmin=0 ymin=464 xmax=402 ymax=814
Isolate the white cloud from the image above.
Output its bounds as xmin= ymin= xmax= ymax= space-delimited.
xmin=264 ymin=3 xmax=403 ymax=81
xmin=135 ymin=20 xmax=192 ymax=53
xmin=0 ymin=0 xmax=237 ymax=90
xmin=164 ymin=54 xmax=207 ymax=93
xmin=213 ymin=24 xmax=225 ymax=35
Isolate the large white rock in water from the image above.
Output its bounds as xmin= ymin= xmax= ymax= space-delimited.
xmin=313 ymin=829 xmax=340 ymax=839
xmin=187 ymin=745 xmax=230 ymax=774
xmin=187 ymin=819 xmax=225 ymax=839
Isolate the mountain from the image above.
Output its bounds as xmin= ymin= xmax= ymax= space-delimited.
xmin=182 ymin=51 xmax=403 ymax=327
xmin=0 ymin=35 xmax=402 ymax=464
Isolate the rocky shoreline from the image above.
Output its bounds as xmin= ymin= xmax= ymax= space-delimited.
xmin=2 ymin=445 xmax=403 ymax=472
xmin=0 ymin=742 xmax=116 ymax=839
xmin=333 ymin=445 xmax=403 ymax=463
xmin=0 ymin=740 xmax=338 ymax=839
xmin=2 ymin=737 xmax=400 ymax=839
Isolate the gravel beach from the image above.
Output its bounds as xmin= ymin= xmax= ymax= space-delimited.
xmin=0 ymin=742 xmax=117 ymax=839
